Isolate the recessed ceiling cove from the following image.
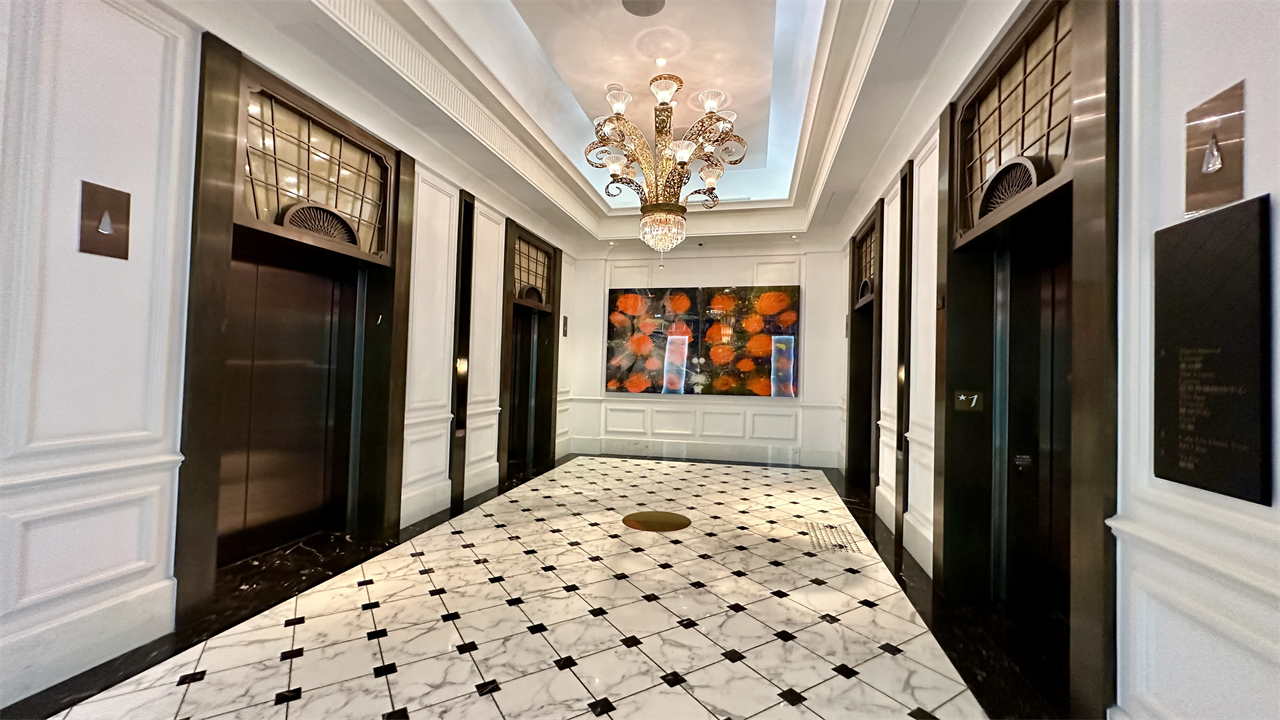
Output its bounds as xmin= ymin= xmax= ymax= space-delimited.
xmin=428 ymin=0 xmax=825 ymax=209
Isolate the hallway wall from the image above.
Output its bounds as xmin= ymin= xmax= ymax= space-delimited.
xmin=1113 ymin=1 xmax=1280 ymax=717
xmin=561 ymin=247 xmax=848 ymax=468
xmin=0 ymin=0 xmax=199 ymax=704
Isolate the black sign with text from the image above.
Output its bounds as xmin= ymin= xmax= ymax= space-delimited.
xmin=1154 ymin=195 xmax=1272 ymax=505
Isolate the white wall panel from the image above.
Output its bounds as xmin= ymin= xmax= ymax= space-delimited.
xmin=401 ymin=168 xmax=458 ymax=525
xmin=652 ymin=409 xmax=696 ymax=437
xmin=905 ymin=136 xmax=939 ymax=574
xmin=466 ymin=202 xmax=505 ymax=496
xmin=604 ymin=407 xmax=648 ymax=434
xmin=700 ymin=410 xmax=748 ymax=439
xmin=1114 ymin=2 xmax=1280 ymax=717
xmin=0 ymin=0 xmax=197 ymax=704
xmin=876 ymin=190 xmax=902 ymax=525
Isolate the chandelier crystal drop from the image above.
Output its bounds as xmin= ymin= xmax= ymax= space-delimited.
xmin=585 ymin=73 xmax=748 ymax=253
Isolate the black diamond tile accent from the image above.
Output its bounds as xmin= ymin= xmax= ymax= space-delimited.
xmin=608 ymin=534 xmax=621 ymax=539
xmin=550 ymin=528 xmax=563 ymax=534
xmin=698 ymin=554 xmax=714 ymax=560
xmin=284 ymin=617 xmax=305 ymax=627
xmin=613 ymin=573 xmax=630 ymax=580
xmin=367 ymin=628 xmax=388 ymax=640
xmin=373 ymin=663 xmax=398 ymax=678
xmin=555 ymin=655 xmax=578 ymax=670
xmin=383 ymin=708 xmax=410 ymax=720
xmin=819 ymin=614 xmax=841 ymax=624
xmin=589 ymin=522 xmax=601 ymax=527
xmin=736 ymin=526 xmax=748 ymax=530
xmin=588 ymin=698 xmax=616 ymax=716
xmin=476 ymin=679 xmax=501 ymax=696
xmin=358 ymin=579 xmax=374 ymax=586
xmin=461 ymin=543 xmax=475 ymax=549
xmin=678 ymin=618 xmax=698 ymax=629
xmin=771 ymin=590 xmax=790 ymax=598
xmin=844 ymin=567 xmax=861 ymax=575
xmin=528 ymin=623 xmax=548 ymax=634
xmin=176 ymin=670 xmax=206 ymax=686
xmin=362 ymin=601 xmax=380 ymax=611
xmin=689 ymin=581 xmax=706 ymax=589
xmin=670 ymin=539 xmax=684 ymax=545
xmin=778 ymin=689 xmax=807 ymax=706
xmin=589 ymin=556 xmax=604 ymax=562
xmin=661 ymin=671 xmax=686 ymax=687
xmin=524 ymin=549 xmax=538 ymax=555
xmin=722 ymin=649 xmax=746 ymax=663
xmin=880 ymin=643 xmax=904 ymax=655
xmin=589 ymin=607 xmax=608 ymax=617
xmin=541 ymin=565 xmax=556 ymax=572
xmin=811 ymin=578 xmax=828 ymax=586
xmin=457 ymin=641 xmax=478 ymax=654
xmin=451 ymin=530 xmax=464 ymax=535
xmin=474 ymin=558 xmax=489 ymax=565
xmin=631 ymin=547 xmax=646 ymax=553
xmin=769 ymin=560 xmax=785 ymax=567
xmin=642 ymin=594 xmax=660 ymax=602
xmin=774 ymin=630 xmax=797 ymax=642
xmin=441 ymin=612 xmax=461 ymax=622
xmin=908 ymin=708 xmax=939 ymax=720
xmin=563 ymin=584 xmax=579 ymax=592
xmin=860 ymin=599 xmax=879 ymax=608
xmin=430 ymin=588 xmax=447 ymax=597
xmin=768 ymin=538 xmax=781 ymax=544
xmin=568 ymin=541 xmax=581 ymax=546
xmin=704 ymin=532 xmax=717 ymax=537
xmin=279 ymin=648 xmax=304 ymax=661
xmin=275 ymin=688 xmax=302 ymax=705
xmin=833 ymin=663 xmax=859 ymax=678
xmin=657 ymin=563 xmax=673 ymax=569
xmin=803 ymin=551 xmax=817 ymax=557
xmin=419 ymin=568 xmax=434 ymax=575
xmin=731 ymin=570 xmax=748 ymax=577
xmin=507 ymin=597 xmax=524 ymax=607
xmin=620 ymin=635 xmax=642 ymax=648
xmin=727 ymin=603 xmax=747 ymax=613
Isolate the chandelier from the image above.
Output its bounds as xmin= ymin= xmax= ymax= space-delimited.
xmin=585 ymin=74 xmax=747 ymax=253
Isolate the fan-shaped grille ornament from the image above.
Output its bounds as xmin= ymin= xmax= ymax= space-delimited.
xmin=978 ymin=157 xmax=1043 ymax=219
xmin=282 ymin=203 xmax=358 ymax=245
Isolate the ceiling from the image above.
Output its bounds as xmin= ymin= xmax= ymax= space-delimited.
xmin=425 ymin=0 xmax=826 ymax=209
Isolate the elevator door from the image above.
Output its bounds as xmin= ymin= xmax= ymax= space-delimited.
xmin=217 ymin=258 xmax=340 ymax=565
xmin=506 ymin=304 xmax=540 ymax=486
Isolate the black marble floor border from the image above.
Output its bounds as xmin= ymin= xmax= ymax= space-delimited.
xmin=0 ymin=484 xmax=508 ymax=720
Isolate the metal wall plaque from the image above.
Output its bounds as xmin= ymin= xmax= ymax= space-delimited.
xmin=79 ymin=181 xmax=130 ymax=259
xmin=1154 ymin=195 xmax=1271 ymax=505
xmin=1186 ymin=81 xmax=1245 ymax=215
xmin=954 ymin=391 xmax=983 ymax=412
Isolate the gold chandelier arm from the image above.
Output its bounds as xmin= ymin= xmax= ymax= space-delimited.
xmin=682 ymin=114 xmax=724 ymax=146
xmin=654 ymin=104 xmax=675 ymax=202
xmin=660 ymin=165 xmax=691 ymax=207
xmin=718 ymin=133 xmax=749 ymax=165
xmin=609 ymin=115 xmax=657 ymax=199
xmin=604 ymin=176 xmax=648 ymax=205
xmin=584 ymin=139 xmax=613 ymax=169
xmin=683 ymin=187 xmax=719 ymax=210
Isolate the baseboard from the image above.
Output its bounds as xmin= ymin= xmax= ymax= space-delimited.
xmin=875 ymin=484 xmax=896 ymax=527
xmin=570 ymin=436 xmax=603 ymax=455
xmin=400 ymin=480 xmax=450 ymax=527
xmin=1107 ymin=704 xmax=1134 ymax=720
xmin=801 ymin=448 xmax=840 ymax=468
xmin=902 ymin=510 xmax=933 ymax=577
xmin=464 ymin=461 xmax=499 ymax=500
xmin=556 ymin=437 xmax=570 ymax=459
xmin=0 ymin=579 xmax=175 ymax=706
xmin=597 ymin=437 xmax=803 ymax=465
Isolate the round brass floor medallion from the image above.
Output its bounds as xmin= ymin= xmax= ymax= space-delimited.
xmin=622 ymin=511 xmax=691 ymax=532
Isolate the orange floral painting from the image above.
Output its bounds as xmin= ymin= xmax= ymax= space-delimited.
xmin=606 ymin=285 xmax=799 ymax=397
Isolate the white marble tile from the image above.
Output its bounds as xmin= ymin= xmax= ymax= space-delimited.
xmin=289 ymin=637 xmax=383 ymax=690
xmin=217 ymin=598 xmax=297 ymax=636
xmin=290 ymin=608 xmax=375 ymax=649
xmin=837 ymin=606 xmax=928 ymax=646
xmin=387 ymin=652 xmax=484 ymax=710
xmin=471 ymin=630 xmax=559 ymax=681
xmin=415 ymin=690 xmax=507 ymax=720
xmin=491 ymin=666 xmax=596 ymax=720
xmin=198 ymin=623 xmax=293 ymax=674
xmin=91 ymin=642 xmax=203 ymax=700
xmin=671 ymin=557 xmax=733 ymax=584
xmin=198 ymin=700 xmax=288 ymax=719
xmin=741 ymin=564 xmax=810 ymax=593
xmin=636 ymin=625 xmax=725 ymax=674
xmin=521 ymin=591 xmax=594 ymax=626
xmin=799 ymin=675 xmax=910 ymax=720
xmin=744 ymin=596 xmax=823 ymax=633
xmin=371 ymin=594 xmax=450 ymax=631
xmin=174 ymin=659 xmax=291 ymax=719
xmin=608 ymin=683 xmax=716 ymax=720
xmin=696 ymin=610 xmax=779 ymax=651
xmin=501 ymin=569 xmax=568 ymax=598
xmin=899 ymin=632 xmax=964 ymax=684
xmin=658 ymin=588 xmax=731 ymax=621
xmin=776 ymin=555 xmax=846 ymax=580
xmin=379 ymin=619 xmax=463 ymax=665
xmin=705 ymin=574 xmax=776 ymax=605
xmin=454 ymin=603 xmax=533 ymax=643
xmin=440 ymin=580 xmax=513 ymax=613
xmin=570 ymin=644 xmax=662 ymax=700
xmin=552 ymin=561 xmax=619 ymax=588
xmin=575 ymin=577 xmax=647 ymax=610
xmin=855 ymin=652 xmax=965 ymax=712
xmin=746 ymin=637 xmax=841 ymax=692
xmin=683 ymin=659 xmax=787 ymax=720
xmin=751 ymin=698 xmax=827 ymax=720
xmin=826 ymin=572 xmax=902 ymax=602
xmin=542 ymin=615 xmax=625 ymax=658
xmin=874 ymin=591 xmax=926 ymax=627
xmin=604 ymin=599 xmax=680 ymax=638
xmin=601 ymin=551 xmax=660 ymax=574
xmin=786 ymin=583 xmax=864 ymax=616
xmin=66 ymin=683 xmax=184 ymax=720
xmin=363 ymin=575 xmax=436 ymax=604
xmin=934 ymin=688 xmax=989 ymax=719
xmin=294 ymin=583 xmax=369 ymax=618
xmin=362 ymin=554 xmax=425 ymax=580
xmin=625 ymin=567 xmax=693 ymax=596
xmin=854 ymin=562 xmax=901 ymax=587
xmin=793 ymin=621 xmax=882 ymax=667
xmin=714 ymin=551 xmax=774 ymax=574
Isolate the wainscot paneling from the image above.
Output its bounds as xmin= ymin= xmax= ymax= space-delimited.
xmin=0 ymin=0 xmax=197 ymax=704
xmin=464 ymin=202 xmax=505 ymax=498
xmin=604 ymin=406 xmax=649 ymax=435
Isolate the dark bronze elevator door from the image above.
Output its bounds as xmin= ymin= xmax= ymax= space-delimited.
xmin=218 ymin=259 xmax=338 ymax=565
xmin=505 ymin=304 xmax=539 ymax=487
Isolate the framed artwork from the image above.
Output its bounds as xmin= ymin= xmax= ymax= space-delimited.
xmin=605 ymin=285 xmax=800 ymax=397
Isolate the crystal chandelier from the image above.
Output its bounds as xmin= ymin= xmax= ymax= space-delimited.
xmin=586 ymin=74 xmax=747 ymax=253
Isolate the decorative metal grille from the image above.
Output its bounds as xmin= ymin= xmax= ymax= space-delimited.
xmin=243 ymin=91 xmax=387 ymax=255
xmin=515 ymin=238 xmax=550 ymax=304
xmin=806 ymin=522 xmax=863 ymax=554
xmin=962 ymin=1 xmax=1073 ymax=228
xmin=855 ymin=230 xmax=876 ymax=303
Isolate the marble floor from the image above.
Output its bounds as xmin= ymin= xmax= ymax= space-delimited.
xmin=57 ymin=457 xmax=985 ymax=720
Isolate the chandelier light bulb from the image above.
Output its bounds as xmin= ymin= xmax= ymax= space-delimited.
xmin=650 ymin=78 xmax=679 ymax=104
xmin=606 ymin=84 xmax=632 ymax=114
xmin=717 ymin=110 xmax=736 ymax=132
xmin=698 ymin=89 xmax=726 ymax=113
xmin=604 ymin=154 xmax=629 ymax=176
xmin=669 ymin=140 xmax=697 ymax=164
xmin=655 ymin=57 xmax=667 ymax=67
xmin=699 ymin=164 xmax=723 ymax=188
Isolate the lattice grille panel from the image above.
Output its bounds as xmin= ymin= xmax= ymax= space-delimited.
xmin=515 ymin=238 xmax=550 ymax=304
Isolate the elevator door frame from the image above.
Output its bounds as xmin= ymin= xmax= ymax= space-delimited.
xmin=846 ymin=201 xmax=885 ymax=503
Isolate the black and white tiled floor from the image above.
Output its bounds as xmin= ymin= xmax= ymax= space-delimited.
xmin=58 ymin=457 xmax=986 ymax=720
